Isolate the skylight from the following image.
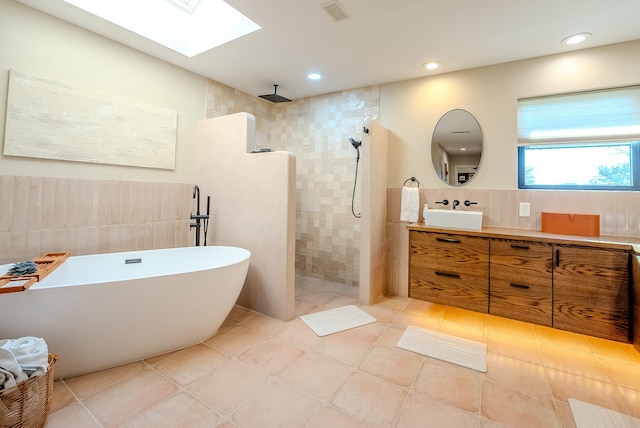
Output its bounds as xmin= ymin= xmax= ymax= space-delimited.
xmin=63 ymin=0 xmax=260 ymax=57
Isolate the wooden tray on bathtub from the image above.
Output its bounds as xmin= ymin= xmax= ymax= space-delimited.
xmin=0 ymin=252 xmax=70 ymax=294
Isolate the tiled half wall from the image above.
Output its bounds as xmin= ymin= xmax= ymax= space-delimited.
xmin=0 ymin=175 xmax=192 ymax=265
xmin=386 ymin=187 xmax=640 ymax=297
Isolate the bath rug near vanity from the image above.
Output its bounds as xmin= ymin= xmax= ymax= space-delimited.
xmin=397 ymin=325 xmax=487 ymax=372
xmin=300 ymin=305 xmax=377 ymax=336
xmin=569 ymin=398 xmax=640 ymax=428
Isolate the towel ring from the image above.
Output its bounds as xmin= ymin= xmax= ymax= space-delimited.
xmin=403 ymin=176 xmax=420 ymax=188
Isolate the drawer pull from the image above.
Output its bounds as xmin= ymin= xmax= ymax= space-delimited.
xmin=435 ymin=271 xmax=461 ymax=278
xmin=436 ymin=238 xmax=461 ymax=244
xmin=510 ymin=283 xmax=530 ymax=289
xmin=510 ymin=245 xmax=530 ymax=250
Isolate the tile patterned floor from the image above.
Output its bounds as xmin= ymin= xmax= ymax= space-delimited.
xmin=45 ymin=276 xmax=640 ymax=427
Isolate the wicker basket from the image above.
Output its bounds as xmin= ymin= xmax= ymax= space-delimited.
xmin=0 ymin=354 xmax=57 ymax=428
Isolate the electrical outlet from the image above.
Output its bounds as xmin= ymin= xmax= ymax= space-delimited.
xmin=519 ymin=202 xmax=531 ymax=217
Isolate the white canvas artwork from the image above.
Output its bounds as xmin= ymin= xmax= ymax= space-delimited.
xmin=4 ymin=70 xmax=177 ymax=170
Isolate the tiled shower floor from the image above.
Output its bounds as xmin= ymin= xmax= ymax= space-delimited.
xmin=45 ymin=276 xmax=640 ymax=427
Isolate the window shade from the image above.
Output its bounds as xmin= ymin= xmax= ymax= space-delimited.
xmin=517 ymin=86 xmax=640 ymax=145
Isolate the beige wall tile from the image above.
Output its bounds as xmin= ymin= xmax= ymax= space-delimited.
xmin=0 ymin=175 xmax=192 ymax=264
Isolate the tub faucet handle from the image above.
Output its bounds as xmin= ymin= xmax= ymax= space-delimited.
xmin=464 ymin=200 xmax=478 ymax=207
xmin=435 ymin=199 xmax=449 ymax=206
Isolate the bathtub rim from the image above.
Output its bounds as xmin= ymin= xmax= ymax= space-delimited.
xmin=0 ymin=245 xmax=251 ymax=289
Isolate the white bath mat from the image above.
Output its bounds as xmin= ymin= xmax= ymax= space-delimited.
xmin=300 ymin=305 xmax=377 ymax=337
xmin=569 ymin=398 xmax=640 ymax=428
xmin=397 ymin=325 xmax=487 ymax=372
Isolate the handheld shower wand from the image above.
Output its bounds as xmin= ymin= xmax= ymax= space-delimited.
xmin=349 ymin=138 xmax=362 ymax=218
xmin=349 ymin=138 xmax=362 ymax=160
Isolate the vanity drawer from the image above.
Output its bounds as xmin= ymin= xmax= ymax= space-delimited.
xmin=489 ymin=277 xmax=552 ymax=326
xmin=410 ymin=265 xmax=488 ymax=313
xmin=410 ymin=231 xmax=489 ymax=276
xmin=490 ymin=239 xmax=553 ymax=282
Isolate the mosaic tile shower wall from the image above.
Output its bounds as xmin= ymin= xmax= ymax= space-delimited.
xmin=272 ymin=87 xmax=380 ymax=286
xmin=205 ymin=81 xmax=380 ymax=285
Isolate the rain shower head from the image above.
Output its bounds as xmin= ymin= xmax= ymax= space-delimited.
xmin=259 ymin=84 xmax=291 ymax=103
xmin=349 ymin=138 xmax=362 ymax=149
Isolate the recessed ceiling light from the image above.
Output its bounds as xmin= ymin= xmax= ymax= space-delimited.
xmin=307 ymin=73 xmax=322 ymax=80
xmin=62 ymin=0 xmax=260 ymax=57
xmin=423 ymin=61 xmax=441 ymax=71
xmin=562 ymin=32 xmax=591 ymax=46
xmin=460 ymin=147 xmax=467 ymax=151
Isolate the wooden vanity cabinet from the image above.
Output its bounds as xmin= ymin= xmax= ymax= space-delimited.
xmin=489 ymin=239 xmax=553 ymax=326
xmin=408 ymin=226 xmax=633 ymax=343
xmin=553 ymin=245 xmax=630 ymax=342
xmin=409 ymin=231 xmax=489 ymax=313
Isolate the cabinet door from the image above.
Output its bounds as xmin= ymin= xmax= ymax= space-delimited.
xmin=490 ymin=239 xmax=553 ymax=326
xmin=409 ymin=231 xmax=489 ymax=313
xmin=553 ymin=245 xmax=630 ymax=342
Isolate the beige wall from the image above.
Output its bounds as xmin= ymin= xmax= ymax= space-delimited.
xmin=381 ymin=40 xmax=640 ymax=189
xmin=0 ymin=0 xmax=206 ymax=183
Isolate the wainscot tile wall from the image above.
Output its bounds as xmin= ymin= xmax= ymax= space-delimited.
xmin=386 ymin=187 xmax=640 ymax=297
xmin=0 ymin=176 xmax=192 ymax=265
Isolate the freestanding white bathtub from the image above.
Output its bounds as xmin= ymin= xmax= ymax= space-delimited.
xmin=0 ymin=246 xmax=250 ymax=379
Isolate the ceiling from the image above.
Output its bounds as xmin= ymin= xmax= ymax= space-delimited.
xmin=16 ymin=0 xmax=640 ymax=101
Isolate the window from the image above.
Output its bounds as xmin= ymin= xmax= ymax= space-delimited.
xmin=517 ymin=86 xmax=640 ymax=190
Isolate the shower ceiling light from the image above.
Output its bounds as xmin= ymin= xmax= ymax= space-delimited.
xmin=423 ymin=61 xmax=441 ymax=71
xmin=62 ymin=0 xmax=260 ymax=57
xmin=562 ymin=32 xmax=591 ymax=45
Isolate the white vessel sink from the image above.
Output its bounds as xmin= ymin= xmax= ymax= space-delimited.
xmin=423 ymin=209 xmax=483 ymax=231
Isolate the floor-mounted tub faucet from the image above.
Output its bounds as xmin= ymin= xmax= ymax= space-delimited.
xmin=190 ymin=185 xmax=210 ymax=246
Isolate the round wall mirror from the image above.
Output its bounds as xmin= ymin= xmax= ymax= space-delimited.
xmin=431 ymin=109 xmax=483 ymax=186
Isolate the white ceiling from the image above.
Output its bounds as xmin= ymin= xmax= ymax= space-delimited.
xmin=16 ymin=0 xmax=640 ymax=101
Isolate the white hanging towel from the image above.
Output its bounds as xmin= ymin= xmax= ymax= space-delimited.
xmin=400 ymin=186 xmax=419 ymax=222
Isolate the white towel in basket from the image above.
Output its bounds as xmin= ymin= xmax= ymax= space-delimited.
xmin=0 ymin=337 xmax=48 ymax=379
xmin=0 ymin=347 xmax=28 ymax=390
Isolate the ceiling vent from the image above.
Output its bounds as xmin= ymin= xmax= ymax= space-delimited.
xmin=321 ymin=1 xmax=349 ymax=22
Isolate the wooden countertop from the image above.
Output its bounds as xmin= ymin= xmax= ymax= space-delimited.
xmin=407 ymin=223 xmax=640 ymax=254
